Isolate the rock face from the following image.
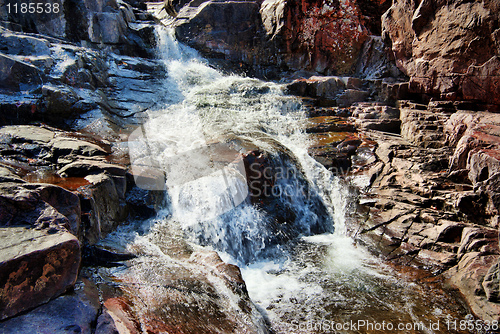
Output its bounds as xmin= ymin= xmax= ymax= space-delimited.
xmin=171 ymin=0 xmax=394 ymax=76
xmin=382 ymin=0 xmax=500 ymax=105
xmin=338 ymin=100 xmax=500 ymax=321
xmin=0 ymin=0 xmax=153 ymax=56
xmin=260 ymin=0 xmax=370 ymax=74
xmin=0 ymin=227 xmax=81 ymax=320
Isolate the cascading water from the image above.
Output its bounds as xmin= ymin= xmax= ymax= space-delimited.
xmin=99 ymin=26 xmax=471 ymax=333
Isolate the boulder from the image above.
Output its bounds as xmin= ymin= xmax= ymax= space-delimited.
xmin=0 ymin=182 xmax=81 ymax=236
xmin=0 ymin=227 xmax=81 ymax=320
xmin=89 ymin=12 xmax=128 ymax=44
xmin=382 ymin=0 xmax=500 ymax=104
xmin=174 ymin=1 xmax=263 ymax=62
xmin=0 ymin=53 xmax=45 ymax=91
xmin=41 ymin=84 xmax=81 ymax=117
xmin=0 ymin=280 xmax=102 ymax=332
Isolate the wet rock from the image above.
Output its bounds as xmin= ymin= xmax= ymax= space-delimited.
xmin=0 ymin=182 xmax=81 ymax=235
xmin=41 ymin=84 xmax=81 ymax=117
xmin=82 ymin=245 xmax=135 ymax=267
xmin=99 ymin=246 xmax=270 ymax=334
xmin=355 ymin=35 xmax=402 ymax=79
xmin=0 ymin=227 xmax=81 ymax=320
xmin=0 ymin=53 xmax=45 ymax=91
xmin=306 ymin=116 xmax=355 ymax=134
xmin=78 ymin=173 xmax=128 ymax=244
xmin=241 ymin=149 xmax=333 ymax=261
xmin=0 ymin=280 xmax=100 ymax=332
xmin=0 ymin=28 xmax=51 ymax=56
xmin=58 ymin=160 xmax=127 ymax=177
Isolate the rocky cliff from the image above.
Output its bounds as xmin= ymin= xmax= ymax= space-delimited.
xmin=382 ymin=0 xmax=500 ymax=106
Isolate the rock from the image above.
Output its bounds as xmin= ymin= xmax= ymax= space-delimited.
xmin=174 ymin=1 xmax=263 ymax=62
xmin=287 ymin=76 xmax=348 ymax=100
xmin=382 ymin=0 xmax=500 ymax=105
xmin=0 ymin=53 xmax=45 ymax=91
xmin=102 ymin=298 xmax=141 ymax=334
xmin=483 ymin=261 xmax=500 ymax=302
xmin=448 ymin=253 xmax=500 ymax=321
xmin=0 ymin=165 xmax=25 ymax=183
xmin=0 ymin=125 xmax=55 ymax=144
xmin=400 ymin=107 xmax=449 ymax=148
xmin=78 ymin=173 xmax=128 ymax=244
xmin=58 ymin=160 xmax=127 ymax=177
xmin=89 ymin=12 xmax=128 ymax=44
xmin=50 ymin=137 xmax=108 ymax=158
xmin=42 ymin=84 xmax=81 ymax=117
xmin=99 ymin=247 xmax=270 ymax=334
xmin=1 ymin=1 xmax=67 ymax=38
xmin=0 ymin=281 xmax=100 ymax=332
xmin=355 ymin=36 xmax=402 ymax=79
xmin=306 ymin=116 xmax=355 ymax=133
xmin=336 ymin=89 xmax=370 ymax=107
xmin=445 ymin=111 xmax=500 ymax=185
xmin=351 ymin=103 xmax=401 ymax=133
xmin=171 ymin=0 xmax=389 ymax=76
xmin=260 ymin=0 xmax=370 ymax=74
xmin=0 ymin=28 xmax=51 ymax=56
xmin=95 ymin=309 xmax=121 ymax=334
xmin=0 ymin=182 xmax=81 ymax=236
xmin=0 ymin=227 xmax=81 ymax=320
xmin=462 ymin=56 xmax=500 ymax=105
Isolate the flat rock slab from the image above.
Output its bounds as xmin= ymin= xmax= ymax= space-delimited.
xmin=0 ymin=227 xmax=81 ymax=320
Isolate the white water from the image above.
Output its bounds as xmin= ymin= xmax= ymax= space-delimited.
xmin=105 ymin=26 xmax=469 ymax=333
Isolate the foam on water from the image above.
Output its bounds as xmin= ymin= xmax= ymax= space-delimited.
xmin=108 ymin=26 xmax=471 ymax=333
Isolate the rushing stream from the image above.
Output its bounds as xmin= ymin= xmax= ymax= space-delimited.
xmin=96 ymin=27 xmax=473 ymax=333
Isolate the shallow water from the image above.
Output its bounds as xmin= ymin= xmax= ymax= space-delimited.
xmin=99 ymin=26 xmax=477 ymax=333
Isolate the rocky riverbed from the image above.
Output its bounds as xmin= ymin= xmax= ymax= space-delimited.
xmin=1 ymin=0 xmax=500 ymax=333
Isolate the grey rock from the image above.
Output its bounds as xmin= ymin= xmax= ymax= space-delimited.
xmin=483 ymin=261 xmax=500 ymax=302
xmin=0 ymin=53 xmax=44 ymax=91
xmin=0 ymin=286 xmax=100 ymax=333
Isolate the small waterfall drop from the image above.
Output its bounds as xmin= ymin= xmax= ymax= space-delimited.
xmin=102 ymin=25 xmax=470 ymax=334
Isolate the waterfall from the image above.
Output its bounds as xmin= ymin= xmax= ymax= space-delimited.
xmin=105 ymin=26 xmax=467 ymax=334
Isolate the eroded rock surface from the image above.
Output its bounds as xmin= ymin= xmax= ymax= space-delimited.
xmin=382 ymin=0 xmax=500 ymax=105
